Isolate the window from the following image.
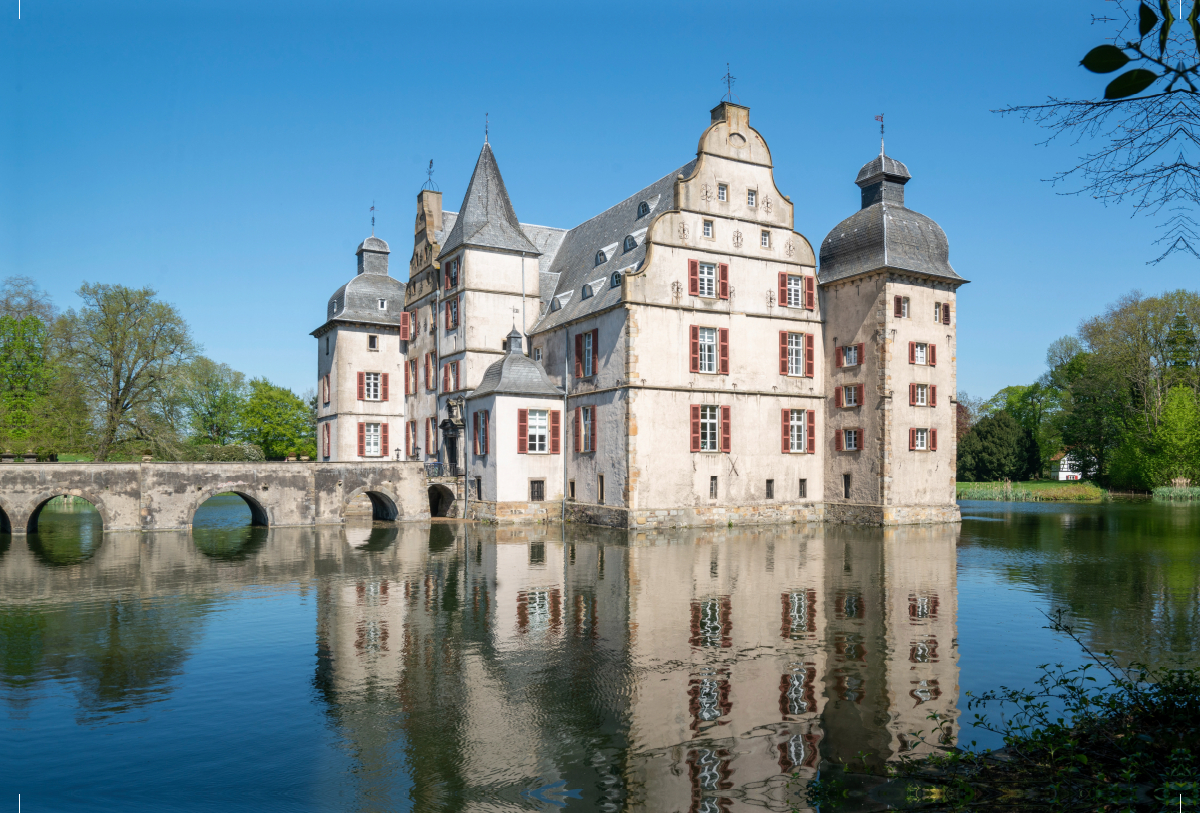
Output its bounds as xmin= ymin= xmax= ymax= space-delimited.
xmin=408 ymin=360 xmax=417 ymax=395
xmin=444 ymin=258 xmax=459 ymax=289
xmin=446 ymin=298 xmax=459 ymax=329
xmin=322 ymin=374 xmax=330 ymax=405
xmin=364 ymin=423 xmax=381 ymax=456
xmin=443 ymin=361 xmax=459 ymax=392
xmin=368 ymin=335 xmax=378 ymax=350
xmin=914 ymin=428 xmax=929 ymax=451
xmin=914 ymin=384 xmax=928 ymax=406
xmin=798 ymin=478 xmax=808 ymax=499
xmin=894 ymin=295 xmax=910 ymax=318
xmin=595 ymin=250 xmax=607 ymax=265
xmin=363 ymin=372 xmax=381 ymax=400
xmin=747 ymin=189 xmax=757 ymax=207
xmin=934 ymin=302 xmax=942 ymax=322
xmin=325 ymin=336 xmax=329 ymax=356
xmin=581 ymin=285 xmax=593 ymax=301
xmin=838 ymin=428 xmax=860 ymax=451
xmin=766 ymin=479 xmax=774 ymax=499
xmin=624 ymin=235 xmax=637 ymax=251
xmin=583 ymin=331 xmax=594 ymax=376
xmin=638 ymin=201 xmax=650 ymax=217
xmin=700 ymin=405 xmax=719 ymax=452
xmin=527 ymin=409 xmax=548 ymax=453
xmin=530 ymin=480 xmax=545 ymax=501
xmin=843 ymin=474 xmax=851 ymax=499
xmin=579 ymin=406 xmax=596 ymax=452
xmin=698 ymin=327 xmax=717 ymax=374
xmin=843 ymin=385 xmax=859 ymax=407
xmin=698 ymin=262 xmax=716 ymax=297
xmin=378 ymin=298 xmax=387 ymax=310
xmin=569 ymin=480 xmax=576 ymax=501
xmin=786 ymin=275 xmax=804 ymax=307
xmin=787 ymin=409 xmax=807 ymax=453
xmin=703 ymin=220 xmax=713 ymax=238
xmin=473 ymin=409 xmax=489 ymax=454
xmin=709 ymin=475 xmax=719 ymax=499
xmin=913 ymin=342 xmax=928 ymax=365
xmin=761 ymin=230 xmax=770 ymax=248
xmin=717 ymin=183 xmax=727 ymax=202
xmin=598 ymin=474 xmax=605 ymax=504
xmin=842 ymin=344 xmax=859 ymax=366
xmin=787 ymin=333 xmax=805 ymax=376
xmin=475 ymin=477 xmax=482 ymax=500
xmin=533 ymin=348 xmax=542 ymax=362
xmin=610 ymin=272 xmax=621 ymax=288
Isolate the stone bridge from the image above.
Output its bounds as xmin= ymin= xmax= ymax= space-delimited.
xmin=0 ymin=461 xmax=434 ymax=534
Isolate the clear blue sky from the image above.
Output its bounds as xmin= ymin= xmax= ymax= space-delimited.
xmin=2 ymin=0 xmax=1194 ymax=400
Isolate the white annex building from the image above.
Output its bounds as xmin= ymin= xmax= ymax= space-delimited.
xmin=312 ymin=101 xmax=967 ymax=527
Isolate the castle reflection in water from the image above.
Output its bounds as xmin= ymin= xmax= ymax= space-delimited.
xmin=1 ymin=518 xmax=958 ymax=812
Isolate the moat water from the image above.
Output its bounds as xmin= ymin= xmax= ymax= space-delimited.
xmin=1 ymin=496 xmax=1198 ymax=812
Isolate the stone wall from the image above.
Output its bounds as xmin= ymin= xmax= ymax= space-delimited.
xmin=824 ymin=501 xmax=960 ymax=526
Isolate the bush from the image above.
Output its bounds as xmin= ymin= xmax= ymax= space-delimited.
xmin=182 ymin=443 xmax=265 ymax=462
xmin=1152 ymin=485 xmax=1200 ymax=502
xmin=957 ymin=412 xmax=1039 ymax=482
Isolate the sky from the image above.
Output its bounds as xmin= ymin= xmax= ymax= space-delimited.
xmin=2 ymin=0 xmax=1196 ymax=399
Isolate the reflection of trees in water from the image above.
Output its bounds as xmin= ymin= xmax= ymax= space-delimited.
xmin=28 ymin=498 xmax=102 ymax=566
xmin=965 ymin=504 xmax=1200 ymax=664
xmin=192 ymin=526 xmax=269 ymax=561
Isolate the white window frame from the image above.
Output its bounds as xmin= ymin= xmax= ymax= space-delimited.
xmin=717 ymin=184 xmax=727 ymax=202
xmin=761 ymin=230 xmax=770 ymax=248
xmin=446 ymin=259 xmax=459 ymax=288
xmin=915 ymin=384 xmax=928 ymax=406
xmin=900 ymin=296 xmax=910 ymax=318
xmin=368 ymin=335 xmax=378 ymax=351
xmin=844 ymin=385 xmax=859 ymax=407
xmin=364 ymin=372 xmax=381 ymax=401
xmin=844 ymin=428 xmax=859 ymax=451
xmin=533 ymin=348 xmax=542 ymax=362
xmin=364 ymin=423 xmax=381 ymax=456
xmin=914 ymin=428 xmax=929 ymax=451
xmin=934 ymin=302 xmax=942 ymax=322
xmin=843 ymin=345 xmax=859 ymax=366
xmin=747 ymin=189 xmax=757 ymax=207
xmin=378 ymin=298 xmax=387 ymax=310
xmin=788 ymin=409 xmax=806 ymax=453
xmin=581 ymin=406 xmax=595 ymax=452
xmin=786 ymin=275 xmax=803 ymax=308
xmin=700 ymin=404 xmax=719 ymax=452
xmin=698 ymin=327 xmax=717 ymax=374
xmin=787 ymin=333 xmax=805 ymax=377
xmin=448 ymin=298 xmax=458 ymax=328
xmin=914 ymin=343 xmax=928 ymax=365
xmin=703 ymin=220 xmax=713 ymax=238
xmin=528 ymin=409 xmax=548 ymax=454
xmin=697 ymin=262 xmax=716 ymax=298
xmin=583 ymin=332 xmax=594 ymax=376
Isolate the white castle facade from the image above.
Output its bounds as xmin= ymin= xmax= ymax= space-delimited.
xmin=311 ymin=102 xmax=966 ymax=528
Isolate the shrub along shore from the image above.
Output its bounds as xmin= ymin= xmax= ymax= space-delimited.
xmin=957 ymin=480 xmax=1108 ymax=502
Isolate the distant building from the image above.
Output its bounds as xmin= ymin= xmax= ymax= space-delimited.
xmin=313 ymin=101 xmax=968 ymax=526
xmin=1049 ymin=452 xmax=1082 ymax=481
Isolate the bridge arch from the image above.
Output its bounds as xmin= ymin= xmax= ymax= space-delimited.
xmin=428 ymin=484 xmax=457 ymax=518
xmin=343 ymin=486 xmax=401 ymax=522
xmin=0 ymin=494 xmax=14 ymax=535
xmin=187 ymin=485 xmax=271 ymax=528
xmin=22 ymin=489 xmax=112 ymax=535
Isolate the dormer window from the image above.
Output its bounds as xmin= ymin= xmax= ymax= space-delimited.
xmin=595 ymin=250 xmax=607 ymax=265
xmin=637 ymin=201 xmax=650 ymax=217
xmin=581 ymin=285 xmax=593 ymax=300
xmin=550 ymin=299 xmax=562 ymax=312
xmin=624 ymin=235 xmax=637 ymax=251
xmin=610 ymin=272 xmax=621 ymax=288
xmin=378 ymin=298 xmax=387 ymax=310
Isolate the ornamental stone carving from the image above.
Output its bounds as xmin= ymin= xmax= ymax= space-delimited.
xmin=700 ymin=183 xmax=713 ymax=203
xmin=762 ymin=193 xmax=773 ymax=214
xmin=678 ymin=222 xmax=690 ymax=241
xmin=732 ymin=229 xmax=743 ymax=248
xmin=785 ymin=240 xmax=795 ymax=258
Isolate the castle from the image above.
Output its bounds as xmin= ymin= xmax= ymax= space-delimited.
xmin=311 ymin=102 xmax=966 ymax=528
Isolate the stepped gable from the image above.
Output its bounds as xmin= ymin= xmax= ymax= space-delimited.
xmin=818 ymin=150 xmax=964 ymax=285
xmin=437 ymin=143 xmax=541 ymax=258
xmin=469 ymin=328 xmax=563 ymax=399
xmin=532 ymin=160 xmax=697 ymax=333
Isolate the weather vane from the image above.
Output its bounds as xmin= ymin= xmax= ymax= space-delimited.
xmin=875 ymin=114 xmax=885 ymax=153
xmin=422 ymin=159 xmax=438 ymax=191
xmin=485 ymin=112 xmax=489 ymax=144
xmin=370 ymin=201 xmax=375 ymax=236
xmin=721 ymin=63 xmax=738 ymax=102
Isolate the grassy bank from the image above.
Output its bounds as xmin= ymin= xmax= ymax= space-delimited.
xmin=957 ymin=480 xmax=1107 ymax=502
xmin=1153 ymin=485 xmax=1200 ymax=502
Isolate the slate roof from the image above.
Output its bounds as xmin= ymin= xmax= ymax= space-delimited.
xmin=531 ymin=160 xmax=696 ymax=333
xmin=468 ymin=328 xmax=563 ymax=399
xmin=819 ymin=152 xmax=964 ymax=286
xmin=311 ymin=236 xmax=407 ymax=335
xmin=357 ymin=235 xmax=390 ymax=257
xmin=438 ymin=143 xmax=541 ymax=259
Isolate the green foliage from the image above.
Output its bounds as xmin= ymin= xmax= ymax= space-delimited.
xmin=956 ymin=481 xmax=1106 ymax=502
xmin=178 ymin=357 xmax=247 ymax=444
xmin=0 ymin=315 xmax=50 ymax=449
xmin=957 ymin=412 xmax=1038 ymax=482
xmin=1153 ymin=484 xmax=1200 ymax=500
xmin=176 ymin=443 xmax=265 ymax=463
xmin=237 ymin=379 xmax=316 ymax=460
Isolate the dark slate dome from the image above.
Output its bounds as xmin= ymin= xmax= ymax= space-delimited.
xmin=320 ymin=235 xmax=407 ymax=328
xmin=819 ymin=151 xmax=963 ymax=285
xmin=469 ymin=328 xmax=563 ymax=399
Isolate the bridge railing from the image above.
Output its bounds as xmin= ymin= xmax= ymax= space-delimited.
xmin=424 ymin=462 xmax=462 ymax=478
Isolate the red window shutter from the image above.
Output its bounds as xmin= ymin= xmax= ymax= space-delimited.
xmin=781 ymin=409 xmax=790 ymax=453
xmin=909 ymin=428 xmax=916 ymax=451
xmin=688 ymin=259 xmax=699 ymax=296
xmin=591 ymin=329 xmax=599 ymax=371
xmin=406 ymin=422 xmax=412 ymax=457
xmin=806 ymin=410 xmax=815 ymax=454
xmin=575 ymin=334 xmax=584 ymax=378
xmin=357 ymin=371 xmax=365 ymax=400
xmin=403 ymin=363 xmax=410 ymax=396
xmin=424 ymin=354 xmax=430 ymax=388
xmin=381 ymin=423 xmax=389 ymax=455
xmin=590 ymin=406 xmax=596 ymax=453
xmin=835 ymin=429 xmax=843 ymax=452
xmin=804 ymin=333 xmax=814 ymax=377
xmin=442 ymin=365 xmax=449 ymax=392
xmin=894 ymin=296 xmax=903 ymax=318
xmin=804 ymin=276 xmax=815 ymax=310
xmin=835 ymin=347 xmax=844 ymax=368
xmin=835 ymin=386 xmax=843 ymax=408
xmin=690 ymin=405 xmax=701 ymax=452
xmin=357 ymin=422 xmax=365 ymax=456
xmin=931 ymin=385 xmax=938 ymax=406
xmin=483 ymin=411 xmax=490 ymax=454
xmin=690 ymin=326 xmax=700 ymax=372
xmin=718 ymin=328 xmax=729 ymax=375
xmin=856 ymin=343 xmax=864 ymax=364
xmin=909 ymin=342 xmax=916 ymax=364
xmin=550 ymin=410 xmax=561 ymax=454
xmin=400 ymin=311 xmax=410 ymax=341
xmin=444 ymin=266 xmax=450 ymax=289
xmin=381 ymin=373 xmax=389 ymax=401
xmin=857 ymin=385 xmax=865 ymax=404
xmin=473 ymin=413 xmax=480 ymax=454
xmin=720 ymin=405 xmax=731 ymax=452
xmin=778 ymin=272 xmax=788 ymax=306
xmin=942 ymin=303 xmax=950 ymax=325
xmin=517 ymin=409 xmax=528 ymax=454
xmin=779 ymin=331 xmax=788 ymax=375
xmin=929 ymin=344 xmax=937 ymax=366
xmin=574 ymin=407 xmax=581 ymax=452
xmin=909 ymin=383 xmax=916 ymax=406
xmin=718 ymin=263 xmax=729 ymax=300
xmin=931 ymin=428 xmax=938 ymax=451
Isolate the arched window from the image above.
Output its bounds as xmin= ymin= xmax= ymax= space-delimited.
xmin=637 ymin=201 xmax=650 ymax=217
xmin=595 ymin=250 xmax=607 ymax=265
xmin=581 ymin=285 xmax=593 ymax=300
xmin=610 ymin=272 xmax=622 ymax=288
xmin=624 ymin=235 xmax=637 ymax=251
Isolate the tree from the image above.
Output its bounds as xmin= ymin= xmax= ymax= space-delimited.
xmin=238 ymin=379 xmax=316 ymax=460
xmin=0 ymin=315 xmax=51 ymax=451
xmin=957 ymin=412 xmax=1038 ymax=482
xmin=996 ymin=1 xmax=1200 ymax=262
xmin=59 ymin=284 xmax=196 ymax=461
xmin=1153 ymin=384 xmax=1200 ymax=482
xmin=179 ymin=357 xmax=247 ymax=445
xmin=0 ymin=275 xmax=57 ymax=324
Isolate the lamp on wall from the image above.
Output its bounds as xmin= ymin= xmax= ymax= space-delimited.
xmin=393 ymin=447 xmax=401 ymax=461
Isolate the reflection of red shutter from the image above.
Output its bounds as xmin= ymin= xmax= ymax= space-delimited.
xmin=929 ymin=344 xmax=937 ymax=366
xmin=690 ymin=326 xmax=700 ymax=372
xmin=931 ymin=385 xmax=937 ymax=406
xmin=688 ymin=259 xmax=699 ymax=296
xmin=690 ymin=405 xmax=701 ymax=452
xmin=550 ymin=410 xmax=560 ymax=454
xmin=781 ymin=409 xmax=790 ymax=453
xmin=381 ymin=373 xmax=389 ymax=401
xmin=804 ymin=333 xmax=814 ymax=377
xmin=778 ymin=272 xmax=787 ymax=306
xmin=806 ymin=410 xmax=815 ymax=454
xmin=517 ymin=409 xmax=528 ymax=454
xmin=357 ymin=372 xmax=365 ymax=400
xmin=574 ymin=407 xmax=581 ymax=452
xmin=779 ymin=332 xmax=788 ymax=375
xmin=575 ymin=334 xmax=583 ymax=378
xmin=718 ymin=263 xmax=729 ymax=299
xmin=720 ymin=405 xmax=731 ymax=453
xmin=357 ymin=422 xmax=365 ymax=456
xmin=931 ymin=428 xmax=938 ymax=451
xmin=909 ymin=342 xmax=916 ymax=364
xmin=400 ymin=311 xmax=410 ymax=340
xmin=381 ymin=423 xmax=389 ymax=456
xmin=835 ymin=347 xmax=843 ymax=367
xmin=804 ymin=275 xmax=815 ymax=310
xmin=835 ymin=429 xmax=843 ymax=452
xmin=894 ymin=296 xmax=903 ymax=317
xmin=718 ymin=328 xmax=729 ymax=375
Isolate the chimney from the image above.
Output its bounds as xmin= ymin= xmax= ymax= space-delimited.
xmin=356 ymin=238 xmax=390 ymax=276
xmin=710 ymin=101 xmax=749 ymax=127
xmin=416 ymin=189 xmax=443 ymax=244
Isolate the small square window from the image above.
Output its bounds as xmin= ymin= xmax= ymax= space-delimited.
xmin=747 ymin=189 xmax=757 ymax=207
xmin=765 ymin=479 xmax=774 ymax=500
xmin=703 ymin=220 xmax=713 ymax=238
xmin=530 ymin=480 xmax=545 ymax=501
xmin=533 ymin=348 xmax=542 ymax=362
xmin=569 ymin=480 xmax=576 ymax=501
xmin=378 ymin=298 xmax=387 ymax=310
xmin=475 ymin=477 xmax=482 ymax=500
xmin=717 ymin=184 xmax=727 ymax=202
xmin=368 ymin=335 xmax=378 ymax=350
xmin=709 ymin=475 xmax=718 ymax=499
xmin=798 ymin=478 xmax=808 ymax=499
xmin=761 ymin=230 xmax=770 ymax=248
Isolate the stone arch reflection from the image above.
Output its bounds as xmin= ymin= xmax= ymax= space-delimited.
xmin=192 ymin=491 xmax=270 ymax=529
xmin=27 ymin=495 xmax=104 ymax=566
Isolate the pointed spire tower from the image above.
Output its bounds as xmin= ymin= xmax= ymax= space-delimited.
xmin=437 ymin=143 xmax=540 ymax=260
